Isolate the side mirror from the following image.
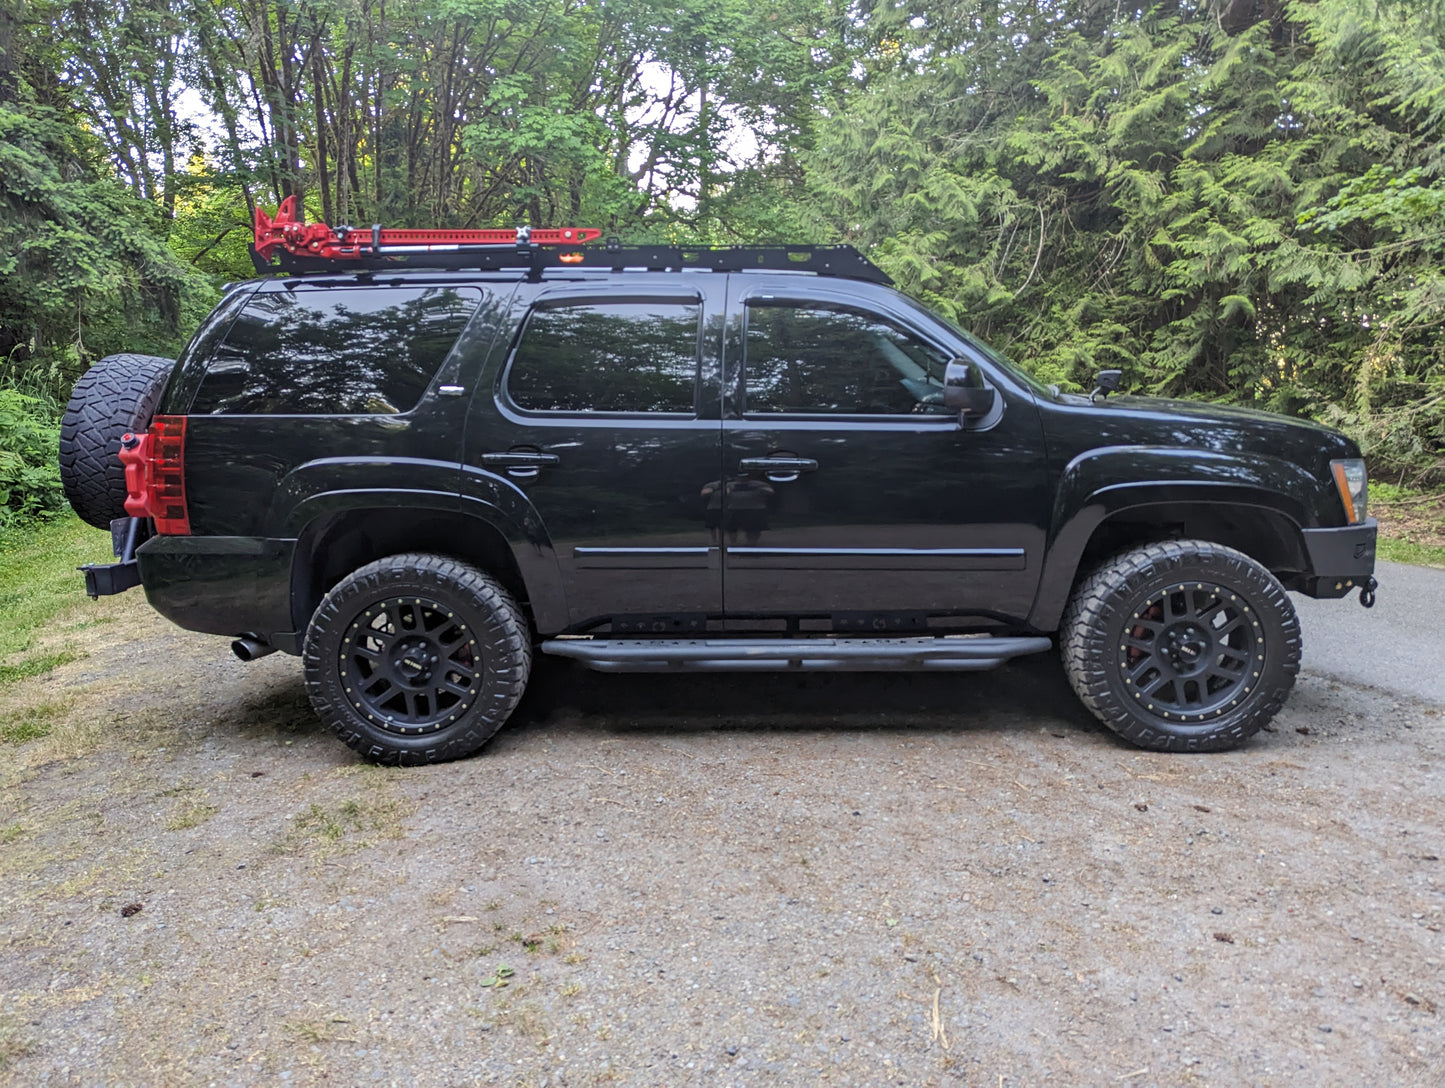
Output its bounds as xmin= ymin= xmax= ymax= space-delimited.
xmin=943 ymin=358 xmax=997 ymax=423
xmin=1090 ymin=368 xmax=1123 ymax=402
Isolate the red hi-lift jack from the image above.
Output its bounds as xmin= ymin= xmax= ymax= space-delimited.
xmin=252 ymin=195 xmax=601 ymax=263
xmin=250 ymin=198 xmax=892 ymax=283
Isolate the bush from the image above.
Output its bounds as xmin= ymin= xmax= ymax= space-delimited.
xmin=0 ymin=389 xmax=63 ymax=528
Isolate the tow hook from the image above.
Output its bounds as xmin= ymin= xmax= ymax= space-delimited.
xmin=1359 ymin=576 xmax=1378 ymax=609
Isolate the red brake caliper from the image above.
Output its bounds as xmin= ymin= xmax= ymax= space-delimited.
xmin=1127 ymin=602 xmax=1163 ymax=668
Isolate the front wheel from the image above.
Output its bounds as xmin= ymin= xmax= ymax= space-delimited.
xmin=1060 ymin=540 xmax=1301 ymax=752
xmin=303 ymin=554 xmax=532 ymax=765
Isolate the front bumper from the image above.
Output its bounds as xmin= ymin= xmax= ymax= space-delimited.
xmin=1298 ymin=517 xmax=1377 ymax=599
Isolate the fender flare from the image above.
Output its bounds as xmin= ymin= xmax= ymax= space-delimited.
xmin=275 ymin=458 xmax=568 ymax=633
xmin=1027 ymin=446 xmax=1316 ymax=630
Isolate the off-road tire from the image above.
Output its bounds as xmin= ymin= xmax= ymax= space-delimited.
xmin=59 ymin=353 xmax=176 ymax=529
xmin=1061 ymin=540 xmax=1301 ymax=752
xmin=303 ymin=554 xmax=532 ymax=765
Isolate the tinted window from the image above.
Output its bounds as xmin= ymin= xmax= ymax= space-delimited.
xmin=191 ymin=286 xmax=480 ymax=415
xmin=507 ymin=301 xmax=700 ymax=414
xmin=744 ymin=303 xmax=952 ymax=416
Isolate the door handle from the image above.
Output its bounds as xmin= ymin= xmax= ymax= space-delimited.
xmin=482 ymin=450 xmax=560 ymax=480
xmin=738 ymin=456 xmax=818 ymax=483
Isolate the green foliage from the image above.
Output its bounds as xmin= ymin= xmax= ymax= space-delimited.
xmin=800 ymin=0 xmax=1445 ymax=481
xmin=165 ymin=163 xmax=264 ymax=282
xmin=159 ymin=0 xmax=851 ymax=240
xmin=0 ymin=512 xmax=114 ymax=661
xmin=0 ymin=0 xmax=215 ymax=409
xmin=3 ymin=0 xmax=1445 ymax=501
xmin=0 ymin=390 xmax=63 ymax=528
xmin=0 ymin=103 xmax=210 ymax=393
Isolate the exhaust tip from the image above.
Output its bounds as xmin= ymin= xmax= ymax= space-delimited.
xmin=232 ymin=636 xmax=277 ymax=662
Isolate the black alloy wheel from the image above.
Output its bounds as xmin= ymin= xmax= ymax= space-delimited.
xmin=304 ymin=554 xmax=532 ymax=764
xmin=339 ymin=594 xmax=481 ymax=736
xmin=1061 ymin=540 xmax=1301 ymax=752
xmin=1117 ymin=580 xmax=1262 ymax=724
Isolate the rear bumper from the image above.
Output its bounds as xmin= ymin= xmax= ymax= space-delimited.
xmin=1298 ymin=518 xmax=1377 ymax=598
xmin=135 ymin=534 xmax=298 ymax=648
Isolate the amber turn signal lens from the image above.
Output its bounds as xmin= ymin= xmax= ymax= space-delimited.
xmin=1330 ymin=459 xmax=1367 ymax=525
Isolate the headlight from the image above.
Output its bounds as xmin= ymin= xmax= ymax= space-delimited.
xmin=1330 ymin=458 xmax=1368 ymax=524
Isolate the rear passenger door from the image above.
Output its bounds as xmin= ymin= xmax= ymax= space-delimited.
xmin=465 ymin=275 xmax=725 ymax=630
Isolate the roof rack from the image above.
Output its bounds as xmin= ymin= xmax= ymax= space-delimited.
xmin=249 ymin=199 xmax=892 ymax=286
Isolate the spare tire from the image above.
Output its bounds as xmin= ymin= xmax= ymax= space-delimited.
xmin=59 ymin=353 xmax=176 ymax=530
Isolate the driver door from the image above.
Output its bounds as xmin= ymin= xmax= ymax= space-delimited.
xmin=719 ymin=277 xmax=1050 ymax=624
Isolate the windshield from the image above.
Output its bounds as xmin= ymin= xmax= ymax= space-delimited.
xmin=930 ymin=312 xmax=1057 ymax=398
xmin=885 ymin=289 xmax=1056 ymax=398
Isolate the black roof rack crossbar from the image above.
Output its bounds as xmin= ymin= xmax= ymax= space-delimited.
xmin=252 ymin=242 xmax=892 ymax=286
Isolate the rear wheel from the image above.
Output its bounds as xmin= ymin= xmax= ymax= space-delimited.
xmin=59 ymin=352 xmax=175 ymax=529
xmin=303 ymin=554 xmax=532 ymax=764
xmin=1061 ymin=540 xmax=1301 ymax=751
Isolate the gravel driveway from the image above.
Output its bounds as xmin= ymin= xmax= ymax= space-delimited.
xmin=1 ymin=566 xmax=1441 ymax=1087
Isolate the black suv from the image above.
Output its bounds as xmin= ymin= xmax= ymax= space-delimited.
xmin=60 ymin=225 xmax=1377 ymax=763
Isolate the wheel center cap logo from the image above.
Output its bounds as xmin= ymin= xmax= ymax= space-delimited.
xmin=403 ymin=656 xmax=423 ymax=671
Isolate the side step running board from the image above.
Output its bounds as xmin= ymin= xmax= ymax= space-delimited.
xmin=540 ymin=636 xmax=1053 ymax=673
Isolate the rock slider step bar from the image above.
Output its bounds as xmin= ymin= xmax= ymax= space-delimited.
xmin=540 ymin=636 xmax=1052 ymax=673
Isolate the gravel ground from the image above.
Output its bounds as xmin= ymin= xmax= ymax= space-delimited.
xmin=1 ymin=592 xmax=1442 ymax=1087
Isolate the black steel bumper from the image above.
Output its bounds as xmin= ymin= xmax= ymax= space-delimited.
xmin=135 ymin=533 xmax=298 ymax=647
xmin=1299 ymin=518 xmax=1377 ymax=599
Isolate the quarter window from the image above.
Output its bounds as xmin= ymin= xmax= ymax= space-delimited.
xmin=744 ymin=303 xmax=952 ymax=416
xmin=190 ymin=286 xmax=480 ymax=415
xmin=507 ymin=301 xmax=701 ymax=414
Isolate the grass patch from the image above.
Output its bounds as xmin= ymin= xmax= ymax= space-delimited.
xmin=0 ymin=1014 xmax=35 ymax=1073
xmin=1377 ymin=535 xmax=1445 ymax=569
xmin=0 ymin=699 xmax=69 ymax=744
xmin=163 ymin=799 xmax=219 ymax=831
xmin=281 ymin=1016 xmax=355 ymax=1044
xmin=1373 ymin=482 xmax=1445 ymax=568
xmin=273 ymin=794 xmax=411 ymax=857
xmin=0 ymin=648 xmax=81 ymax=687
xmin=486 ymin=992 xmax=552 ymax=1047
xmin=0 ymin=513 xmax=112 ymax=661
xmin=0 ymin=696 xmax=106 ymax=765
